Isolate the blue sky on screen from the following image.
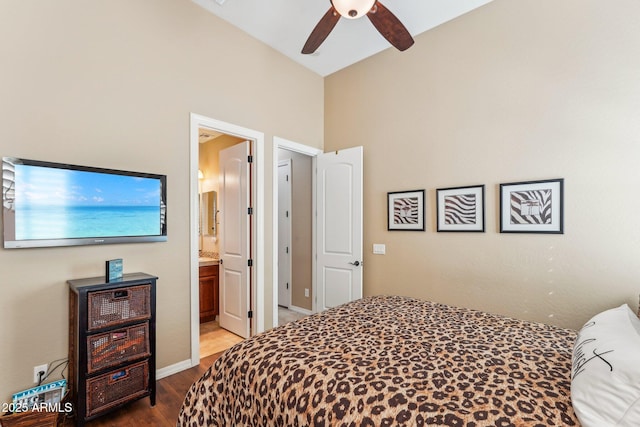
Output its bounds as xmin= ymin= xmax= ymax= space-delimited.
xmin=16 ymin=165 xmax=161 ymax=207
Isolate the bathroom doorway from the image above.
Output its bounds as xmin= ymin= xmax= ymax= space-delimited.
xmin=198 ymin=130 xmax=246 ymax=358
xmin=189 ymin=113 xmax=265 ymax=367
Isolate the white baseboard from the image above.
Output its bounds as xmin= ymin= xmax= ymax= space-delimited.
xmin=287 ymin=305 xmax=313 ymax=315
xmin=156 ymin=359 xmax=194 ymax=380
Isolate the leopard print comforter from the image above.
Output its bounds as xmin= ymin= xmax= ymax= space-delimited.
xmin=177 ymin=296 xmax=579 ymax=426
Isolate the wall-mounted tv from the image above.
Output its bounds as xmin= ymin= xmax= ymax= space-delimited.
xmin=2 ymin=157 xmax=167 ymax=249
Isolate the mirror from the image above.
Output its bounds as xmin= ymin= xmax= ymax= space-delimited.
xmin=200 ymin=190 xmax=217 ymax=236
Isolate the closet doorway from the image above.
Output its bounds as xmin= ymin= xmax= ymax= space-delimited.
xmin=274 ymin=137 xmax=322 ymax=326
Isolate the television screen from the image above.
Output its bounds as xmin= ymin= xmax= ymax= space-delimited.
xmin=2 ymin=157 xmax=167 ymax=248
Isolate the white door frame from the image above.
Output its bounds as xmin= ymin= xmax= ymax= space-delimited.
xmin=272 ymin=136 xmax=322 ymax=328
xmin=190 ymin=113 xmax=265 ymax=367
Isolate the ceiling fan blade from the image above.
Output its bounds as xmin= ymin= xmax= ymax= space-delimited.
xmin=302 ymin=7 xmax=341 ymax=54
xmin=367 ymin=1 xmax=414 ymax=51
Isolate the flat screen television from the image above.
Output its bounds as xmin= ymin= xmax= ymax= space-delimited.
xmin=2 ymin=157 xmax=167 ymax=248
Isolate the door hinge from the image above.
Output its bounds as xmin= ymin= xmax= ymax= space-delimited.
xmin=286 ymin=174 xmax=289 ymax=181
xmin=286 ymin=282 xmax=289 ymax=289
xmin=248 ymin=259 xmax=253 ymax=267
xmin=285 ymin=246 xmax=289 ymax=254
xmin=248 ymin=310 xmax=253 ymax=319
xmin=286 ymin=210 xmax=289 ymax=218
xmin=248 ymin=155 xmax=253 ymax=163
xmin=248 ymin=207 xmax=253 ymax=215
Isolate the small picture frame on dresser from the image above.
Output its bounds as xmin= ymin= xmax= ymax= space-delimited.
xmin=106 ymin=258 xmax=123 ymax=282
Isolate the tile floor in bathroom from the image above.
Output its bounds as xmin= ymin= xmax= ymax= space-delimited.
xmin=199 ymin=307 xmax=308 ymax=358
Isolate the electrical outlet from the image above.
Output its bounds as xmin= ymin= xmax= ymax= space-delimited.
xmin=304 ymin=288 xmax=310 ymax=298
xmin=33 ymin=364 xmax=48 ymax=384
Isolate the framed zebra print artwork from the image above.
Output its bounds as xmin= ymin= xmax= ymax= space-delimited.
xmin=436 ymin=185 xmax=485 ymax=232
xmin=387 ymin=190 xmax=425 ymax=231
xmin=500 ymin=178 xmax=564 ymax=234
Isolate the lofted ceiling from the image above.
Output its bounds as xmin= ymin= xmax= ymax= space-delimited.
xmin=192 ymin=0 xmax=494 ymax=77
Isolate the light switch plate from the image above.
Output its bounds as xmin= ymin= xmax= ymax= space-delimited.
xmin=373 ymin=244 xmax=386 ymax=255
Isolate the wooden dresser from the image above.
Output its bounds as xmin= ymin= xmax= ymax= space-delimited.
xmin=67 ymin=273 xmax=156 ymax=426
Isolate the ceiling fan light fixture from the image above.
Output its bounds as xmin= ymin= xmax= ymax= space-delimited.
xmin=331 ymin=0 xmax=376 ymax=19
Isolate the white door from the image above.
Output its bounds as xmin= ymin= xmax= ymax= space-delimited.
xmin=316 ymin=146 xmax=363 ymax=311
xmin=218 ymin=141 xmax=251 ymax=338
xmin=278 ymin=160 xmax=292 ymax=308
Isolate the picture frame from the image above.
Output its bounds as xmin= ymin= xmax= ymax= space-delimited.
xmin=436 ymin=185 xmax=485 ymax=232
xmin=387 ymin=190 xmax=425 ymax=231
xmin=500 ymin=178 xmax=564 ymax=234
xmin=12 ymin=379 xmax=67 ymax=411
xmin=105 ymin=258 xmax=124 ymax=282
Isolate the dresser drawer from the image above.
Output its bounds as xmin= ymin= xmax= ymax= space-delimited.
xmin=87 ymin=284 xmax=151 ymax=330
xmin=86 ymin=360 xmax=149 ymax=417
xmin=87 ymin=323 xmax=150 ymax=373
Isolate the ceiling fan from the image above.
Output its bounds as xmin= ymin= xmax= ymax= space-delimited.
xmin=302 ymin=0 xmax=414 ymax=54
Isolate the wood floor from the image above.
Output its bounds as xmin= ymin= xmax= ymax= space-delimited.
xmin=61 ymin=352 xmax=221 ymax=426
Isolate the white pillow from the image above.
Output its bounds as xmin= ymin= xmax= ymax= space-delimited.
xmin=571 ymin=304 xmax=640 ymax=427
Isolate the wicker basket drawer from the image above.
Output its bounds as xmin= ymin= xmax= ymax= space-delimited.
xmin=87 ymin=324 xmax=150 ymax=373
xmin=86 ymin=361 xmax=149 ymax=418
xmin=87 ymin=285 xmax=151 ymax=330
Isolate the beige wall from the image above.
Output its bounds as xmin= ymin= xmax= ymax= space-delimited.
xmin=325 ymin=0 xmax=640 ymax=330
xmin=278 ymin=149 xmax=313 ymax=310
xmin=0 ymin=1 xmax=323 ymax=403
xmin=4 ymin=0 xmax=639 ymax=406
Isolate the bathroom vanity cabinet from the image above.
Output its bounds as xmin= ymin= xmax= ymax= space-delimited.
xmin=199 ymin=264 xmax=219 ymax=323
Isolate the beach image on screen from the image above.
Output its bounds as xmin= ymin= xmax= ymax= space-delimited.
xmin=13 ymin=164 xmax=162 ymax=240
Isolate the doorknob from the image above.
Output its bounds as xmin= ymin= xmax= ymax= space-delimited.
xmin=349 ymin=261 xmax=361 ymax=267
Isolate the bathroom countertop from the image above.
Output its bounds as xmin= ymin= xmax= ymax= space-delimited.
xmin=199 ymin=257 xmax=218 ymax=266
xmin=199 ymin=251 xmax=219 ymax=266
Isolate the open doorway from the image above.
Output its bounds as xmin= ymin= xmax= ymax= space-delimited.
xmin=276 ymin=149 xmax=313 ymax=325
xmin=273 ymin=137 xmax=322 ymax=327
xmin=272 ymin=141 xmax=364 ymax=327
xmin=189 ymin=113 xmax=265 ymax=368
xmin=198 ymin=131 xmax=246 ymax=358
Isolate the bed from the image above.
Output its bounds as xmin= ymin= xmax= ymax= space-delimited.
xmin=177 ymin=295 xmax=588 ymax=426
